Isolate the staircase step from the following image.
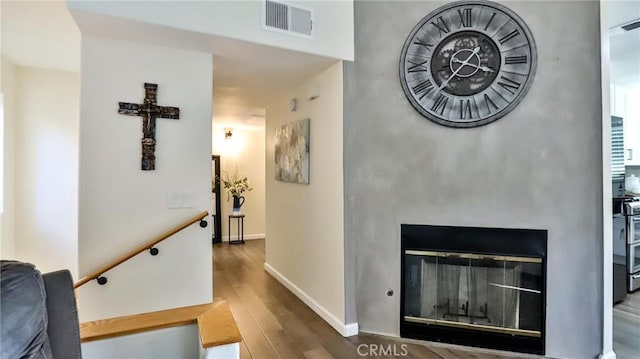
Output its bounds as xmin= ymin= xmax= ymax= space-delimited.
xmin=198 ymin=300 xmax=242 ymax=348
xmin=80 ymin=300 xmax=241 ymax=349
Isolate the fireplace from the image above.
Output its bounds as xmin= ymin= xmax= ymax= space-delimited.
xmin=401 ymin=225 xmax=547 ymax=355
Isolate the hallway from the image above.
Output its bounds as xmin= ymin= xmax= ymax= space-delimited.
xmin=212 ymin=239 xmax=523 ymax=359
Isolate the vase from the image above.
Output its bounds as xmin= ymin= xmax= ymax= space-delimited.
xmin=232 ymin=195 xmax=245 ymax=214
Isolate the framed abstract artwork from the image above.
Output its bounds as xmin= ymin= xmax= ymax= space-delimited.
xmin=275 ymin=118 xmax=310 ymax=184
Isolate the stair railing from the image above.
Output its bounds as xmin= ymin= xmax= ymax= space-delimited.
xmin=74 ymin=211 xmax=209 ymax=288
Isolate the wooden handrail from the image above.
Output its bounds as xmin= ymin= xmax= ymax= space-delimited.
xmin=74 ymin=210 xmax=209 ymax=288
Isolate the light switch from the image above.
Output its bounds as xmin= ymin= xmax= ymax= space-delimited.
xmin=167 ymin=192 xmax=194 ymax=209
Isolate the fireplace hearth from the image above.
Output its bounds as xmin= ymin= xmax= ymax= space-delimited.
xmin=401 ymin=225 xmax=547 ymax=355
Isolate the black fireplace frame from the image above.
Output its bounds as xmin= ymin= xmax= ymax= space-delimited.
xmin=400 ymin=224 xmax=547 ymax=355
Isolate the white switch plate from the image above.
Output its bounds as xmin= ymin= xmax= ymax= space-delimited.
xmin=167 ymin=192 xmax=194 ymax=209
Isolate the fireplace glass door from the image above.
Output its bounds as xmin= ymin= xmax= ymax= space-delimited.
xmin=404 ymin=250 xmax=543 ymax=338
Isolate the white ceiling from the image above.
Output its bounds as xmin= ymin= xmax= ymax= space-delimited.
xmin=1 ymin=0 xmax=80 ymax=72
xmin=0 ymin=0 xmax=337 ymax=123
xmin=1 ymin=1 xmax=638 ymax=104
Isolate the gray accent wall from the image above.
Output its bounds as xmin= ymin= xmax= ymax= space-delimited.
xmin=344 ymin=1 xmax=603 ymax=357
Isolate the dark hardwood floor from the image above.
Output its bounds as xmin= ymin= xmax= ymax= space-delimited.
xmin=213 ymin=239 xmax=534 ymax=359
xmin=614 ymin=290 xmax=640 ymax=359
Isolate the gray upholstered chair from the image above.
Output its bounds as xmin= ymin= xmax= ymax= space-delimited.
xmin=0 ymin=261 xmax=82 ymax=358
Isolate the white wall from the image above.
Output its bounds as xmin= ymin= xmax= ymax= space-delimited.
xmin=10 ymin=67 xmax=80 ymax=277
xmin=81 ymin=325 xmax=199 ymax=359
xmin=77 ymin=35 xmax=213 ymax=321
xmin=0 ymin=59 xmax=79 ymax=276
xmin=265 ymin=61 xmax=349 ymax=334
xmin=0 ymin=56 xmax=17 ymax=260
xmin=67 ymin=0 xmax=354 ymax=61
xmin=212 ymin=125 xmax=265 ymax=240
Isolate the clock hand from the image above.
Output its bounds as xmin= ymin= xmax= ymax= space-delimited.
xmin=451 ymin=58 xmax=496 ymax=73
xmin=477 ymin=64 xmax=495 ymax=73
xmin=438 ymin=47 xmax=480 ymax=91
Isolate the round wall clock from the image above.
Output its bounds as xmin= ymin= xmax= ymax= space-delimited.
xmin=399 ymin=0 xmax=537 ymax=128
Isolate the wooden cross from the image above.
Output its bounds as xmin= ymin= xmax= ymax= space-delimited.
xmin=118 ymin=83 xmax=180 ymax=170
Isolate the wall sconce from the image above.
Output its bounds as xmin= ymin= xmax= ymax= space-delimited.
xmin=224 ymin=128 xmax=233 ymax=141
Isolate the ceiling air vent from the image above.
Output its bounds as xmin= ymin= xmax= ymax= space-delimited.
xmin=621 ymin=20 xmax=640 ymax=32
xmin=263 ymin=0 xmax=314 ymax=38
xmin=610 ymin=18 xmax=640 ymax=36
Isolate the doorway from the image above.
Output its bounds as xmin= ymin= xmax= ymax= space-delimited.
xmin=212 ymin=155 xmax=222 ymax=243
xmin=606 ymin=1 xmax=640 ymax=358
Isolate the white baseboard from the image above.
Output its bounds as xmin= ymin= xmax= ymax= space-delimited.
xmin=343 ymin=322 xmax=359 ymax=337
xmin=359 ymin=329 xmax=399 ymax=338
xmin=600 ymin=350 xmax=617 ymax=359
xmin=222 ymin=234 xmax=265 ymax=241
xmin=263 ymin=262 xmax=358 ymax=337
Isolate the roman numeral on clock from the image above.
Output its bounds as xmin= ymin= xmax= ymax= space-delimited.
xmin=431 ymin=17 xmax=450 ymax=36
xmin=413 ymin=38 xmax=433 ymax=50
xmin=499 ymin=29 xmax=520 ymax=44
xmin=505 ymin=56 xmax=528 ymax=65
xmin=457 ymin=8 xmax=472 ymax=28
xmin=431 ymin=93 xmax=449 ymax=115
xmin=484 ymin=12 xmax=497 ymax=31
xmin=483 ymin=94 xmax=499 ymax=114
xmin=459 ymin=99 xmax=473 ymax=119
xmin=497 ymin=76 xmax=521 ymax=95
xmin=412 ymin=79 xmax=434 ymax=99
xmin=407 ymin=60 xmax=429 ymax=73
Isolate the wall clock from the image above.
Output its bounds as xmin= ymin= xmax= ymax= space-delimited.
xmin=399 ymin=0 xmax=537 ymax=128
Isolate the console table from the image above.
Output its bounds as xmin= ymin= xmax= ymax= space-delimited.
xmin=228 ymin=214 xmax=245 ymax=244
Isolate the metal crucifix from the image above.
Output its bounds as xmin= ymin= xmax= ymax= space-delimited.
xmin=118 ymin=83 xmax=180 ymax=170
